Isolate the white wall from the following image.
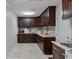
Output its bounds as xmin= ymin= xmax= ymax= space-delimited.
xmin=56 ymin=0 xmax=72 ymax=43
xmin=6 ymin=8 xmax=17 ymax=55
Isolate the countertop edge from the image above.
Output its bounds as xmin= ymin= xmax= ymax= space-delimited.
xmin=51 ymin=41 xmax=71 ymax=50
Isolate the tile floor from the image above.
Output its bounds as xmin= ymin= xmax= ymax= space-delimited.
xmin=7 ymin=43 xmax=48 ymax=59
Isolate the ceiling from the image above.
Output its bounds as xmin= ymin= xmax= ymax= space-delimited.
xmin=7 ymin=0 xmax=59 ymax=17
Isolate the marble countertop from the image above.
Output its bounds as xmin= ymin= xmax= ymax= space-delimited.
xmin=37 ymin=34 xmax=54 ymax=37
xmin=51 ymin=41 xmax=71 ymax=50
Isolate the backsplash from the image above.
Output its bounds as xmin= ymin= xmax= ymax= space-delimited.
xmin=23 ymin=26 xmax=56 ymax=37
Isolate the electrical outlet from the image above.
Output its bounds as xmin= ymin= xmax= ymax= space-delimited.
xmin=67 ymin=36 xmax=69 ymax=39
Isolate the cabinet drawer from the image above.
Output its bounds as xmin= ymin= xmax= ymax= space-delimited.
xmin=53 ymin=44 xmax=65 ymax=56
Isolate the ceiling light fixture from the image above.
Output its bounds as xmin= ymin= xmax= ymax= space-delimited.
xmin=22 ymin=11 xmax=35 ymax=15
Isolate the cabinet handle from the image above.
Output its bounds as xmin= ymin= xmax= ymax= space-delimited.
xmin=53 ymin=47 xmax=57 ymax=50
xmin=61 ymin=53 xmax=65 ymax=56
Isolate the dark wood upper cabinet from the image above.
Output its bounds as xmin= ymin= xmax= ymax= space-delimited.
xmin=33 ymin=17 xmax=40 ymax=27
xmin=18 ymin=6 xmax=56 ymax=28
xmin=18 ymin=17 xmax=25 ymax=28
xmin=40 ymin=6 xmax=56 ymax=26
xmin=62 ymin=0 xmax=72 ymax=19
xmin=29 ymin=18 xmax=35 ymax=27
xmin=18 ymin=17 xmax=32 ymax=28
xmin=18 ymin=17 xmax=40 ymax=28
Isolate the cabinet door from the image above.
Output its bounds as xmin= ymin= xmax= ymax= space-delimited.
xmin=53 ymin=49 xmax=60 ymax=59
xmin=40 ymin=15 xmax=45 ymax=26
xmin=49 ymin=7 xmax=56 ymax=26
xmin=18 ymin=17 xmax=25 ymax=28
xmin=62 ymin=0 xmax=72 ymax=19
xmin=37 ymin=17 xmax=40 ymax=27
xmin=44 ymin=39 xmax=52 ymax=54
xmin=40 ymin=16 xmax=43 ymax=26
xmin=40 ymin=10 xmax=48 ymax=26
xmin=45 ymin=9 xmax=49 ymax=26
xmin=30 ymin=19 xmax=34 ymax=27
xmin=23 ymin=18 xmax=32 ymax=28
xmin=34 ymin=17 xmax=40 ymax=27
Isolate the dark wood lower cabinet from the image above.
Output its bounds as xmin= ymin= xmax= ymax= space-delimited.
xmin=18 ymin=34 xmax=37 ymax=43
xmin=43 ymin=37 xmax=56 ymax=55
